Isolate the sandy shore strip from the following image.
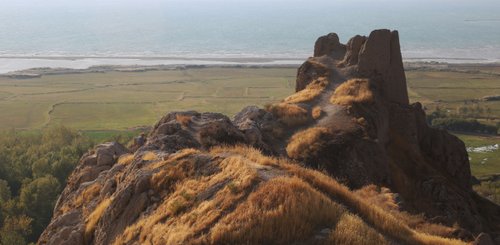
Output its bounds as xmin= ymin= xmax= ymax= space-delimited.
xmin=1 ymin=56 xmax=499 ymax=78
xmin=0 ymin=57 xmax=305 ymax=75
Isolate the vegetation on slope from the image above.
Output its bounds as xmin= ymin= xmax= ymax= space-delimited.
xmin=330 ymin=79 xmax=374 ymax=106
xmin=283 ymin=77 xmax=328 ymax=104
xmin=0 ymin=127 xmax=138 ymax=244
xmin=427 ymin=107 xmax=499 ymax=135
xmin=286 ymin=127 xmax=333 ymax=161
xmin=64 ymin=145 xmax=467 ymax=244
xmin=265 ymin=103 xmax=311 ymax=127
xmin=0 ymin=127 xmax=94 ymax=244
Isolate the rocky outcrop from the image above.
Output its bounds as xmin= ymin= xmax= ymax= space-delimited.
xmin=144 ymin=111 xmax=246 ymax=152
xmin=313 ymin=33 xmax=346 ymax=60
xmin=307 ymin=29 xmax=409 ymax=105
xmin=39 ymin=30 xmax=500 ymax=245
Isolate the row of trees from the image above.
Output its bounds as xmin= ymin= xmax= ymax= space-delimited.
xmin=0 ymin=127 xmax=94 ymax=244
xmin=427 ymin=106 xmax=499 ymax=135
xmin=455 ymin=104 xmax=495 ymax=120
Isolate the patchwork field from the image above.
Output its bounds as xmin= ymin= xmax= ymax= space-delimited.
xmin=0 ymin=68 xmax=296 ymax=130
xmin=0 ymin=65 xmax=498 ymax=177
xmin=406 ymin=70 xmax=500 ymax=124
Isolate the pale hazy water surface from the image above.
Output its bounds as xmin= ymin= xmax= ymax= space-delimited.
xmin=0 ymin=0 xmax=499 ymax=72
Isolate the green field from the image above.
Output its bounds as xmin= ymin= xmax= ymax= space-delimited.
xmin=454 ymin=134 xmax=500 ymax=177
xmin=406 ymin=70 xmax=500 ymax=124
xmin=0 ymin=68 xmax=296 ymax=130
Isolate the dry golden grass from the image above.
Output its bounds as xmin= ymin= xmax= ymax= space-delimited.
xmin=286 ymin=127 xmax=332 ymax=160
xmin=328 ymin=213 xmax=388 ymax=245
xmin=280 ymin=162 xmax=466 ymax=245
xmin=115 ymin=153 xmax=262 ymax=244
xmin=146 ymin=148 xmax=200 ymax=170
xmin=210 ymin=177 xmax=347 ymax=244
xmin=142 ymin=151 xmax=158 ymax=161
xmin=265 ymin=103 xmax=310 ymax=127
xmin=312 ymin=106 xmax=323 ymax=119
xmin=117 ymin=154 xmax=134 ymax=165
xmin=74 ymin=183 xmax=101 ymax=207
xmin=284 ymin=77 xmax=329 ymax=104
xmin=175 ymin=114 xmax=192 ymax=126
xmin=355 ymin=185 xmax=456 ymax=238
xmin=210 ymin=144 xmax=276 ymax=166
xmin=330 ymin=79 xmax=374 ymax=105
xmin=211 ymin=145 xmax=465 ymax=245
xmin=85 ymin=197 xmax=113 ymax=243
xmin=80 ymin=144 xmax=465 ymax=245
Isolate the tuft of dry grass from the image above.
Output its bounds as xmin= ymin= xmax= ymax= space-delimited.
xmin=142 ymin=151 xmax=158 ymax=161
xmin=85 ymin=197 xmax=113 ymax=243
xmin=312 ymin=106 xmax=323 ymax=120
xmin=329 ymin=213 xmax=388 ymax=245
xmin=175 ymin=114 xmax=192 ymax=126
xmin=74 ymin=183 xmax=101 ymax=207
xmin=117 ymin=154 xmax=134 ymax=165
xmin=286 ymin=127 xmax=332 ymax=160
xmin=150 ymin=157 xmax=194 ymax=192
xmin=284 ymin=77 xmax=329 ymax=104
xmin=355 ymin=185 xmax=456 ymax=238
xmin=146 ymin=148 xmax=200 ymax=170
xmin=330 ymin=79 xmax=374 ymax=105
xmin=210 ymin=177 xmax=347 ymax=244
xmin=265 ymin=103 xmax=310 ymax=127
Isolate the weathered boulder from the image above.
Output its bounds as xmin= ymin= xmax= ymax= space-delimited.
xmin=232 ymin=106 xmax=275 ymax=152
xmin=146 ymin=111 xmax=246 ymax=152
xmin=295 ymin=56 xmax=335 ymax=92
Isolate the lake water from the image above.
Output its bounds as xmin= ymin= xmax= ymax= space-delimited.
xmin=1 ymin=0 xmax=499 ymax=72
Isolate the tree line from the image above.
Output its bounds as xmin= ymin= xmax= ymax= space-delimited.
xmin=427 ymin=105 xmax=499 ymax=135
xmin=0 ymin=126 xmax=94 ymax=244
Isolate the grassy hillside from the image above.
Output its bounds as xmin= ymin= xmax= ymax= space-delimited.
xmin=46 ymin=146 xmax=467 ymax=244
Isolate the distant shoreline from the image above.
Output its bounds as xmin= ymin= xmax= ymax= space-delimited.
xmin=0 ymin=56 xmax=305 ymax=62
xmin=1 ymin=55 xmax=494 ymax=62
xmin=1 ymin=56 xmax=499 ymax=78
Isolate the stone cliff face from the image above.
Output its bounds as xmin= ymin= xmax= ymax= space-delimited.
xmin=39 ymin=30 xmax=500 ymax=245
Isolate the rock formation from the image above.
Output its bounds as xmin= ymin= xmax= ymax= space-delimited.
xmin=38 ymin=30 xmax=500 ymax=245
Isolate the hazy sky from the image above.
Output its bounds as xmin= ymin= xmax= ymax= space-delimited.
xmin=2 ymin=0 xmax=499 ymax=11
xmin=2 ymin=0 xmax=499 ymax=5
